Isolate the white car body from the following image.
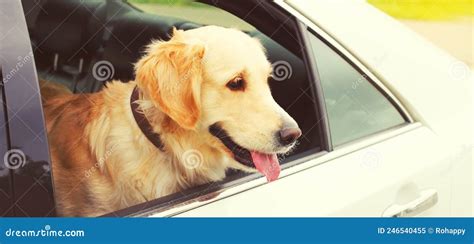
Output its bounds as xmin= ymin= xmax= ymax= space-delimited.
xmin=156 ymin=0 xmax=473 ymax=217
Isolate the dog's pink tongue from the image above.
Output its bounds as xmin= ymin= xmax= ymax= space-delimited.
xmin=250 ymin=151 xmax=280 ymax=182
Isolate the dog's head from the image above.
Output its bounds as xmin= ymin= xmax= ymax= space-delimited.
xmin=135 ymin=26 xmax=301 ymax=181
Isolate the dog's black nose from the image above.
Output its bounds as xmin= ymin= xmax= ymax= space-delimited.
xmin=278 ymin=127 xmax=302 ymax=146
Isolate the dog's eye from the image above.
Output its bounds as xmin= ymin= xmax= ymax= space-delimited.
xmin=226 ymin=77 xmax=245 ymax=91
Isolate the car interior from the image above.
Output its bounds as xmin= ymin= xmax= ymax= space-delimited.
xmin=21 ymin=0 xmax=322 ymax=182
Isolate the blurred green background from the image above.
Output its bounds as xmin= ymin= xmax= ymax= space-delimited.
xmin=128 ymin=0 xmax=473 ymax=67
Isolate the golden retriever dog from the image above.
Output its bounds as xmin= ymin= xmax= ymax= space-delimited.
xmin=42 ymin=26 xmax=302 ymax=216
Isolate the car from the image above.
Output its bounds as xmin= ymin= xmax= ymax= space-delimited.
xmin=0 ymin=0 xmax=471 ymax=217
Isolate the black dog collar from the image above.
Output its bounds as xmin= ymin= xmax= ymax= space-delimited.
xmin=130 ymin=86 xmax=165 ymax=151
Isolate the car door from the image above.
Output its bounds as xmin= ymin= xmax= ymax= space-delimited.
xmin=175 ymin=1 xmax=456 ymax=217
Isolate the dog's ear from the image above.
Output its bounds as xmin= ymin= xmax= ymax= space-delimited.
xmin=135 ymin=29 xmax=205 ymax=130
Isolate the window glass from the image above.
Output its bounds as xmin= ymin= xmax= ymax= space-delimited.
xmin=307 ymin=31 xmax=406 ymax=146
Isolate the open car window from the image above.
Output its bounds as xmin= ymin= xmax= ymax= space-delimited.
xmin=21 ymin=0 xmax=326 ymax=216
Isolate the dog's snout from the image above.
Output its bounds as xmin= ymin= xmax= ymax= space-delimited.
xmin=278 ymin=127 xmax=302 ymax=146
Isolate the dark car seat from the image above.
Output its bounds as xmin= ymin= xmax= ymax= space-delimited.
xmin=99 ymin=13 xmax=187 ymax=82
xmin=28 ymin=0 xmax=105 ymax=91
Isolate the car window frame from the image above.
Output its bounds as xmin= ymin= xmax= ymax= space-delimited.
xmin=0 ymin=0 xmax=56 ymax=217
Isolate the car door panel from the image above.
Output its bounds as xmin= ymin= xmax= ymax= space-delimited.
xmin=177 ymin=125 xmax=452 ymax=216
